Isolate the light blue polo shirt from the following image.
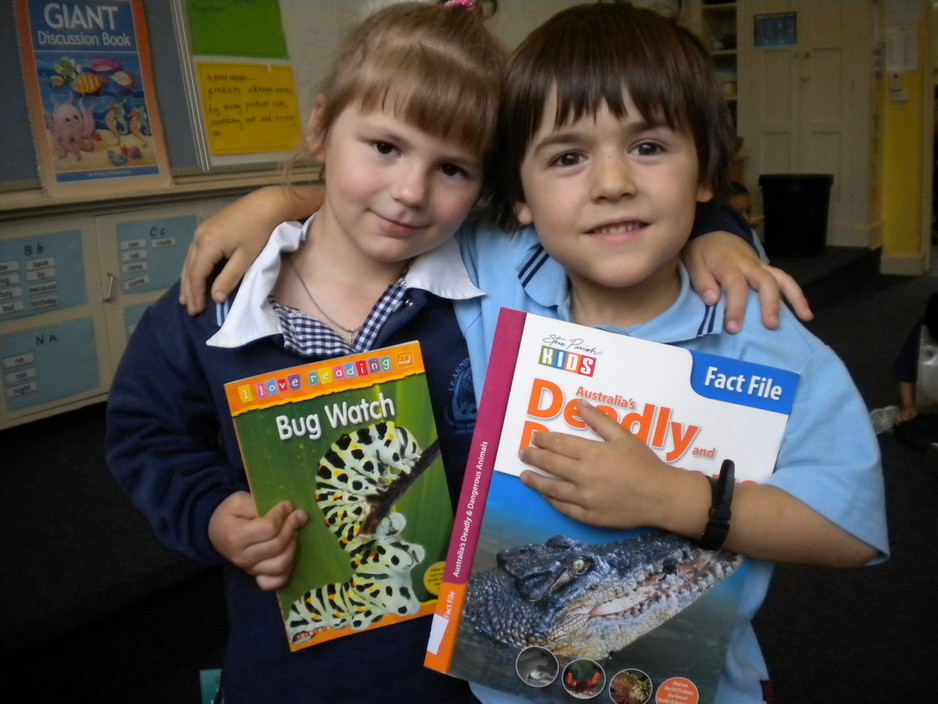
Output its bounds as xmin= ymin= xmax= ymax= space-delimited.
xmin=452 ymin=223 xmax=889 ymax=704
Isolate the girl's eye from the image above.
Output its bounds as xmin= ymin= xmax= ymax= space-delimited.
xmin=373 ymin=141 xmax=399 ymax=156
xmin=440 ymin=163 xmax=468 ymax=179
xmin=551 ymin=152 xmax=583 ymax=168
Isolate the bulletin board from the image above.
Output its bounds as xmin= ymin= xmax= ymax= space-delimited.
xmin=1 ymin=0 xmax=339 ymax=186
xmin=1 ymin=0 xmax=585 ymax=191
xmin=172 ymin=0 xmax=305 ymax=170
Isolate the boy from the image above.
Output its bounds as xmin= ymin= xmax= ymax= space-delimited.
xmin=454 ymin=5 xmax=887 ymax=703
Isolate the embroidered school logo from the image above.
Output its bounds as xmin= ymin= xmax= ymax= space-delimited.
xmin=537 ymin=344 xmax=596 ymax=377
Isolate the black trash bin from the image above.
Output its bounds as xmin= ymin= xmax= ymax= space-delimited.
xmin=758 ymin=174 xmax=833 ymax=256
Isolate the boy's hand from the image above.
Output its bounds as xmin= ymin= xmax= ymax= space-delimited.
xmin=518 ymin=401 xmax=707 ymax=532
xmin=684 ymin=232 xmax=813 ymax=333
xmin=179 ymin=185 xmax=324 ymax=316
xmin=208 ymin=491 xmax=309 ymax=591
xmin=180 ymin=196 xmax=276 ymax=316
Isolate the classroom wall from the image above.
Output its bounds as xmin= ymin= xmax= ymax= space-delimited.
xmin=0 ymin=0 xmax=583 ymax=195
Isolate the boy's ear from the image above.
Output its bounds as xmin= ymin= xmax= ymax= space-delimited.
xmin=514 ymin=201 xmax=534 ymax=227
xmin=307 ymin=93 xmax=329 ymax=162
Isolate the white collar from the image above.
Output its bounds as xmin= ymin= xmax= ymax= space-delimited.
xmin=208 ymin=218 xmax=483 ymax=349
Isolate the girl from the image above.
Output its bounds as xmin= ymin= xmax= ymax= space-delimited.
xmin=107 ymin=3 xmax=504 ymax=703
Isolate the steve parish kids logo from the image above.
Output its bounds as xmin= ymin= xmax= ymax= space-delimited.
xmin=537 ymin=333 xmax=600 ymax=377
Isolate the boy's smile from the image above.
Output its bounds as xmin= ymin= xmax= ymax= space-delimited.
xmin=310 ymin=101 xmax=484 ymax=272
xmin=515 ymin=92 xmax=713 ymax=325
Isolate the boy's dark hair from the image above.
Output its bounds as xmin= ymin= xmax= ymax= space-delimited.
xmin=492 ymin=2 xmax=735 ymax=229
xmin=729 ymin=181 xmax=750 ymax=197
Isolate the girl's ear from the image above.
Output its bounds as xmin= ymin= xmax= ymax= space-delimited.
xmin=514 ymin=201 xmax=534 ymax=226
xmin=696 ymin=180 xmax=714 ymax=204
xmin=307 ymin=93 xmax=329 ymax=162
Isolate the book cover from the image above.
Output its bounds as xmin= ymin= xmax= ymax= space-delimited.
xmin=427 ymin=309 xmax=799 ymax=703
xmin=225 ymin=341 xmax=453 ymax=652
xmin=15 ymin=0 xmax=171 ymax=196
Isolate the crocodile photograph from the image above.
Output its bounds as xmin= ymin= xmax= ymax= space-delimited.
xmin=450 ymin=531 xmax=743 ymax=702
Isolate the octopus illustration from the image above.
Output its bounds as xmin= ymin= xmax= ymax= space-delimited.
xmin=45 ymin=97 xmax=96 ymax=161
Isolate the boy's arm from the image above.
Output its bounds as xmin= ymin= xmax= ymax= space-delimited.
xmin=179 ymin=189 xmax=811 ymax=332
xmin=180 ymin=185 xmax=324 ymax=315
xmin=520 ymin=402 xmax=880 ymax=568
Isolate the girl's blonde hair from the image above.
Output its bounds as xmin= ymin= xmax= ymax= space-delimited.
xmin=310 ymin=2 xmax=505 ymax=179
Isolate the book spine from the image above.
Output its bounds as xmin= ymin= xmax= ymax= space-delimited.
xmin=425 ymin=308 xmax=527 ymax=672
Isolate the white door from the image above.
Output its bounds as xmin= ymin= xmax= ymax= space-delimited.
xmin=737 ymin=0 xmax=875 ymax=247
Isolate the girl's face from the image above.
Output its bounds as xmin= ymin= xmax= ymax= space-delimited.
xmin=515 ymin=91 xmax=712 ymax=299
xmin=311 ymin=99 xmax=485 ymax=266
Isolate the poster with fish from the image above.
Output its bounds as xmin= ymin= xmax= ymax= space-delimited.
xmin=427 ymin=309 xmax=799 ymax=704
xmin=15 ymin=0 xmax=171 ymax=196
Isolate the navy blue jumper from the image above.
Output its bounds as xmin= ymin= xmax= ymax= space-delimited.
xmin=106 ymin=281 xmax=477 ymax=704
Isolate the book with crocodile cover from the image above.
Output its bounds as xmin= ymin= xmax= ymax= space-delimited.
xmin=225 ymin=341 xmax=453 ymax=652
xmin=426 ymin=309 xmax=799 ymax=703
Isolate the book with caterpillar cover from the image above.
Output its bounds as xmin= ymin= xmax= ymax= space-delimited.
xmin=225 ymin=341 xmax=452 ymax=652
xmin=426 ymin=309 xmax=799 ymax=703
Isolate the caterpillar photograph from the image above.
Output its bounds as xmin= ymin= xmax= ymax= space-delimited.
xmin=285 ymin=421 xmax=441 ymax=645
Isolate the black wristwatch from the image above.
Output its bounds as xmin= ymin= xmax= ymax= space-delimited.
xmin=695 ymin=459 xmax=735 ymax=551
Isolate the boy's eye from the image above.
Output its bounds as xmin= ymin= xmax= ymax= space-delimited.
xmin=551 ymin=152 xmax=583 ymax=168
xmin=632 ymin=141 xmax=665 ymax=156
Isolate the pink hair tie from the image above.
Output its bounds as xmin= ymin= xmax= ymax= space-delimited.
xmin=444 ymin=0 xmax=479 ymax=9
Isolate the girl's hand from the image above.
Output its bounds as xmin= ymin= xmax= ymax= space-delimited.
xmin=684 ymin=231 xmax=813 ymax=333
xmin=208 ymin=491 xmax=309 ymax=591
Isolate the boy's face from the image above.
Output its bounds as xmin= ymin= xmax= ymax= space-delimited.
xmin=311 ymin=98 xmax=484 ymax=265
xmin=515 ymin=92 xmax=712 ymax=299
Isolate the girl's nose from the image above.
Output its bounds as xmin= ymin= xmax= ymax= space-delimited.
xmin=391 ymin=164 xmax=429 ymax=207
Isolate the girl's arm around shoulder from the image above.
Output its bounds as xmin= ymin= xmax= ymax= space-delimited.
xmin=686 ymin=202 xmax=812 ymax=332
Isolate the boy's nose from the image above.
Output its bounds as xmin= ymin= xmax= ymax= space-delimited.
xmin=590 ymin=154 xmax=635 ymax=201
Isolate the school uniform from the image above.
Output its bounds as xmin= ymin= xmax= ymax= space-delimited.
xmin=453 ymin=224 xmax=889 ymax=704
